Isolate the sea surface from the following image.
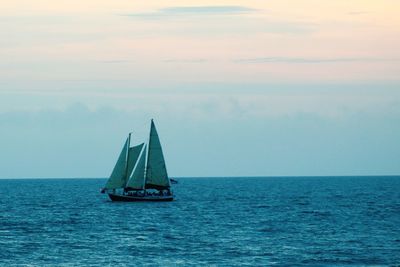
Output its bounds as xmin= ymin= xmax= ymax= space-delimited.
xmin=0 ymin=176 xmax=399 ymax=266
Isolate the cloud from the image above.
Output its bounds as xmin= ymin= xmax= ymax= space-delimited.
xmin=347 ymin=11 xmax=369 ymax=16
xmin=121 ymin=5 xmax=257 ymax=19
xmin=160 ymin=6 xmax=257 ymax=14
xmin=2 ymin=83 xmax=399 ymax=120
xmin=118 ymin=6 xmax=316 ymax=35
xmin=162 ymin=59 xmax=206 ymax=63
xmin=99 ymin=60 xmax=136 ymax=64
xmin=234 ymin=57 xmax=398 ymax=64
xmin=1 ymin=101 xmax=399 ymax=178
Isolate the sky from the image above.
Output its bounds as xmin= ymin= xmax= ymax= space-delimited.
xmin=0 ymin=1 xmax=399 ymax=178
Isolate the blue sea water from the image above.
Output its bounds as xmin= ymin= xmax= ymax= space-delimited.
xmin=0 ymin=176 xmax=399 ymax=266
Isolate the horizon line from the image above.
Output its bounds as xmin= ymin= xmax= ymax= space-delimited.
xmin=0 ymin=175 xmax=399 ymax=180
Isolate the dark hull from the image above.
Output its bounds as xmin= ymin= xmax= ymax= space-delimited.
xmin=108 ymin=193 xmax=173 ymax=202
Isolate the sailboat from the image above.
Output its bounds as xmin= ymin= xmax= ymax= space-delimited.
xmin=101 ymin=120 xmax=174 ymax=201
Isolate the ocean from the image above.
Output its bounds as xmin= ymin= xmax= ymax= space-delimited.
xmin=0 ymin=176 xmax=399 ymax=266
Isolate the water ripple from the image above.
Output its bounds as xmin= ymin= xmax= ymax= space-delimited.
xmin=0 ymin=177 xmax=399 ymax=266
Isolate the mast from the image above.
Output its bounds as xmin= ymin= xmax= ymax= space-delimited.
xmin=144 ymin=121 xmax=151 ymax=192
xmin=143 ymin=141 xmax=149 ymax=191
xmin=144 ymin=120 xmax=152 ymax=190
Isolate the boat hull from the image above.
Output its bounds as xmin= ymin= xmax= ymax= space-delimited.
xmin=108 ymin=193 xmax=173 ymax=202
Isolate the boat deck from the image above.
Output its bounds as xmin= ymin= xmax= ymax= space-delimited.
xmin=108 ymin=193 xmax=173 ymax=202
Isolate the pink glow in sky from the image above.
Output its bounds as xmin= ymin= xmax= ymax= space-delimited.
xmin=1 ymin=1 xmax=399 ymax=88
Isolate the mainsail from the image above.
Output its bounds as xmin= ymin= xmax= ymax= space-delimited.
xmin=145 ymin=120 xmax=170 ymax=190
xmin=126 ymin=145 xmax=147 ymax=190
xmin=104 ymin=137 xmax=129 ymax=189
xmin=125 ymin=143 xmax=144 ymax=186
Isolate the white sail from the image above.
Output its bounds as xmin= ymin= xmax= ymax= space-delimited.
xmin=104 ymin=137 xmax=129 ymax=189
xmin=145 ymin=120 xmax=170 ymax=189
xmin=125 ymin=143 xmax=144 ymax=186
xmin=126 ymin=145 xmax=147 ymax=190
